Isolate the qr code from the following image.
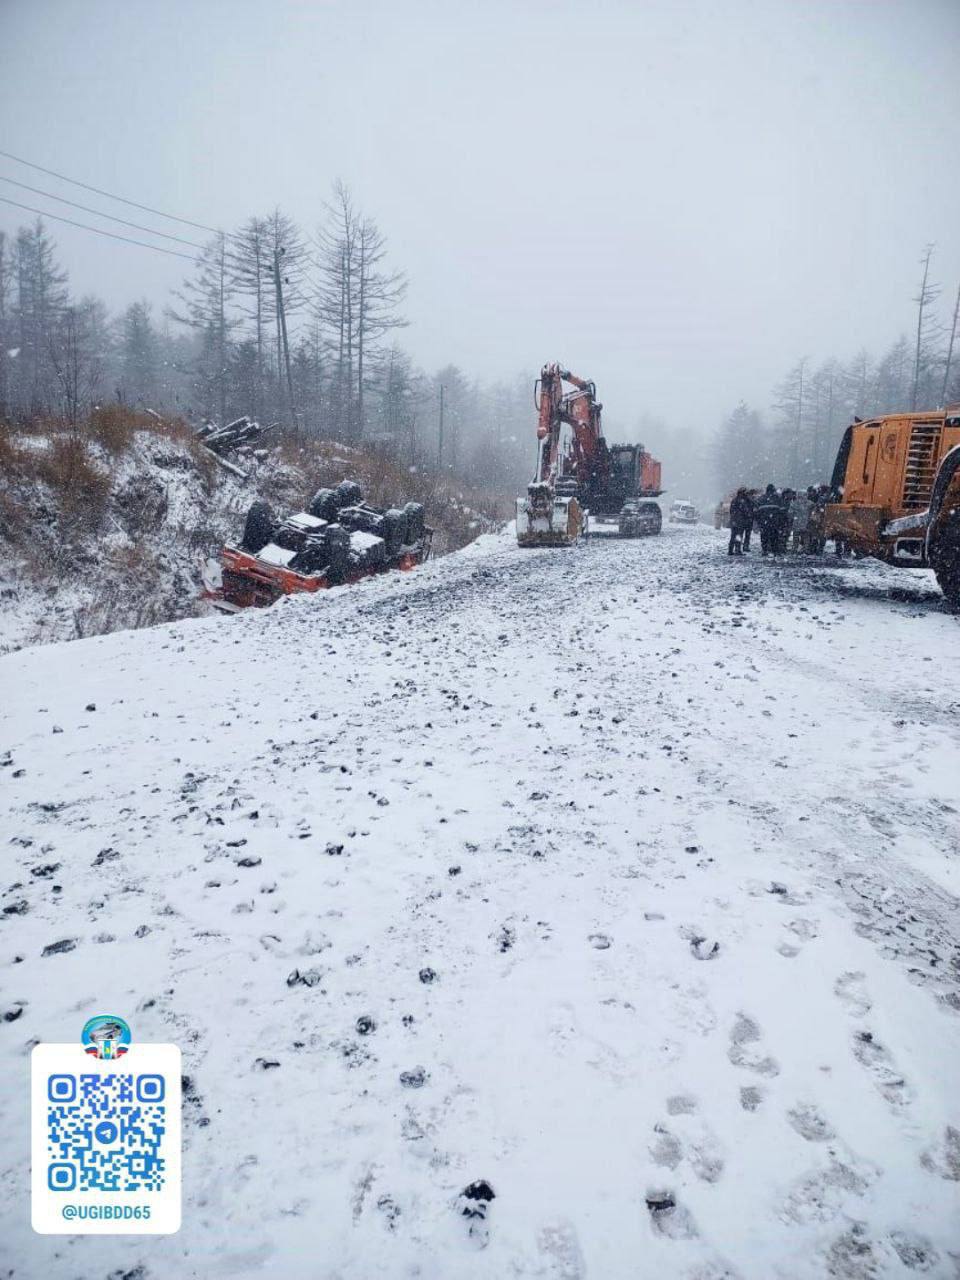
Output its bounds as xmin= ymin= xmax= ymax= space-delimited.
xmin=46 ymin=1073 xmax=167 ymax=1193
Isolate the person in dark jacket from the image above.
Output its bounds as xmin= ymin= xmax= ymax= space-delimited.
xmin=745 ymin=489 xmax=758 ymax=550
xmin=728 ymin=488 xmax=753 ymax=555
xmin=776 ymin=489 xmax=794 ymax=554
xmin=754 ymin=484 xmax=782 ymax=556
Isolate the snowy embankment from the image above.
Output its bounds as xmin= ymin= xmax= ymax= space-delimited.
xmin=0 ymin=423 xmax=500 ymax=656
xmin=1 ymin=524 xmax=959 ymax=1279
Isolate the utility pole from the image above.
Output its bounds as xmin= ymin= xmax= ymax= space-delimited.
xmin=273 ymin=247 xmax=297 ymax=430
xmin=437 ymin=382 xmax=445 ymax=471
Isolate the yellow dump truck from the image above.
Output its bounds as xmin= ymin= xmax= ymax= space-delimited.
xmin=824 ymin=408 xmax=960 ymax=607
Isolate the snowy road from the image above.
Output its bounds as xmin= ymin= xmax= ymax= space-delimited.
xmin=2 ymin=524 xmax=959 ymax=1279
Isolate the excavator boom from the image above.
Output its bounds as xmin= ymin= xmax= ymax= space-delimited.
xmin=517 ymin=362 xmax=663 ymax=546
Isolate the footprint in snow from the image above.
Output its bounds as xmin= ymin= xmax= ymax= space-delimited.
xmin=690 ymin=936 xmax=720 ymax=961
xmin=834 ymin=971 xmax=872 ymax=1017
xmin=457 ymin=1180 xmax=495 ymax=1249
xmin=376 ymin=1195 xmax=401 ymax=1232
xmin=650 ymin=1125 xmax=683 ymax=1170
xmin=825 ymin=1222 xmax=883 ymax=1278
xmin=537 ymin=1219 xmax=586 ymax=1279
xmin=739 ymin=1085 xmax=764 ymax=1112
xmin=645 ymin=1189 xmax=697 ymax=1240
xmin=780 ymin=1155 xmax=877 ymax=1225
xmin=851 ymin=1030 xmax=911 ymax=1108
xmin=666 ymin=1094 xmax=698 ymax=1116
xmin=919 ymin=1125 xmax=960 ymax=1181
xmin=776 ymin=917 xmax=818 ymax=959
xmin=889 ymin=1227 xmax=942 ymax=1271
xmin=727 ymin=1014 xmax=780 ymax=1077
xmin=650 ymin=1116 xmax=725 ymax=1183
xmin=787 ymin=1102 xmax=836 ymax=1142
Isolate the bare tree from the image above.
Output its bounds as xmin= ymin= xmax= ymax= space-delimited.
xmin=50 ymin=300 xmax=105 ymax=427
xmin=228 ymin=217 xmax=271 ymax=419
xmin=941 ymin=279 xmax=960 ymax=406
xmin=355 ymin=215 xmax=407 ymax=434
xmin=315 ymin=182 xmax=358 ymax=439
xmin=169 ymin=234 xmax=236 ymax=425
xmin=911 ymin=243 xmax=941 ymax=411
xmin=314 ymin=185 xmax=407 ymax=441
xmin=0 ymin=231 xmax=10 ymax=419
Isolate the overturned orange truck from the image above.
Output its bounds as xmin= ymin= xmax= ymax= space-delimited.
xmin=824 ymin=408 xmax=960 ymax=607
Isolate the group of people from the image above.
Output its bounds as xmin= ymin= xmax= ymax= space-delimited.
xmin=728 ymin=484 xmax=835 ymax=557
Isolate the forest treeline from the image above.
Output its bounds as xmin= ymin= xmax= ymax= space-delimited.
xmin=2 ymin=193 xmax=957 ymax=504
xmin=0 ymin=183 xmax=535 ymax=490
xmin=714 ymin=246 xmax=960 ymax=496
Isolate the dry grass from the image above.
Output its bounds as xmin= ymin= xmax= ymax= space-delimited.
xmin=0 ymin=428 xmax=20 ymax=472
xmin=8 ymin=406 xmax=200 ymax=458
xmin=0 ymin=422 xmax=111 ymax=545
xmin=87 ymin=404 xmax=198 ymax=455
xmin=33 ymin=436 xmax=111 ymax=522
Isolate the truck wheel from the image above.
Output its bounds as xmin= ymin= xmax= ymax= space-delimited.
xmin=931 ymin=508 xmax=960 ymax=610
xmin=241 ymin=501 xmax=276 ymax=554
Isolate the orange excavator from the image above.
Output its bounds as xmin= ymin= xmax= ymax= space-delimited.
xmin=516 ymin=362 xmax=663 ymax=546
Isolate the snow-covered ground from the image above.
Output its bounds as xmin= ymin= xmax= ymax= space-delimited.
xmin=2 ymin=523 xmax=959 ymax=1279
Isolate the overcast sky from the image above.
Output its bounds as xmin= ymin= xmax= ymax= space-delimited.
xmin=1 ymin=0 xmax=958 ymax=430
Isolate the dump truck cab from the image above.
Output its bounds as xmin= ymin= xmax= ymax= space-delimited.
xmin=590 ymin=443 xmax=662 ymax=517
xmin=824 ymin=408 xmax=960 ymax=605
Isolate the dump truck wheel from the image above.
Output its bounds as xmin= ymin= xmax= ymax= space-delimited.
xmin=336 ymin=479 xmax=363 ymax=508
xmin=308 ymin=488 xmax=339 ymax=522
xmin=241 ymin=501 xmax=276 ymax=554
xmin=931 ymin=508 xmax=960 ymax=610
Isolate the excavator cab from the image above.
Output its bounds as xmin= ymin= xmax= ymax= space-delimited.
xmin=596 ymin=444 xmax=663 ymax=514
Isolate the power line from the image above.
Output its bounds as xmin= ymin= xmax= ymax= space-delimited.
xmin=0 ymin=174 xmax=205 ymax=249
xmin=0 ymin=146 xmax=223 ymax=235
xmin=0 ymin=195 xmax=198 ymax=261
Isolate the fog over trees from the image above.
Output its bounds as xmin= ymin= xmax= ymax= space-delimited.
xmin=710 ymin=244 xmax=960 ymax=500
xmin=0 ymin=192 xmax=541 ymax=493
xmin=1 ymin=201 xmax=956 ymax=508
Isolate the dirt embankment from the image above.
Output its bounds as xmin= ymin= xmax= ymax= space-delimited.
xmin=0 ymin=409 xmax=506 ymax=653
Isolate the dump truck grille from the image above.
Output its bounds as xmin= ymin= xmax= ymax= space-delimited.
xmin=902 ymin=422 xmax=942 ymax=509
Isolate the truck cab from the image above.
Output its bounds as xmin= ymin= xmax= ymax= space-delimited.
xmin=827 ymin=411 xmax=960 ymax=558
xmin=824 ymin=408 xmax=960 ymax=605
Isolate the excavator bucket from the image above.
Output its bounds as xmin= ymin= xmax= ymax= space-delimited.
xmin=516 ymin=483 xmax=585 ymax=547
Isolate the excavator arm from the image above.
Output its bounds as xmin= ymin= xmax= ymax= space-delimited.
xmin=518 ymin=360 xmax=663 ymax=547
xmin=534 ymin=363 xmax=610 ymax=493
